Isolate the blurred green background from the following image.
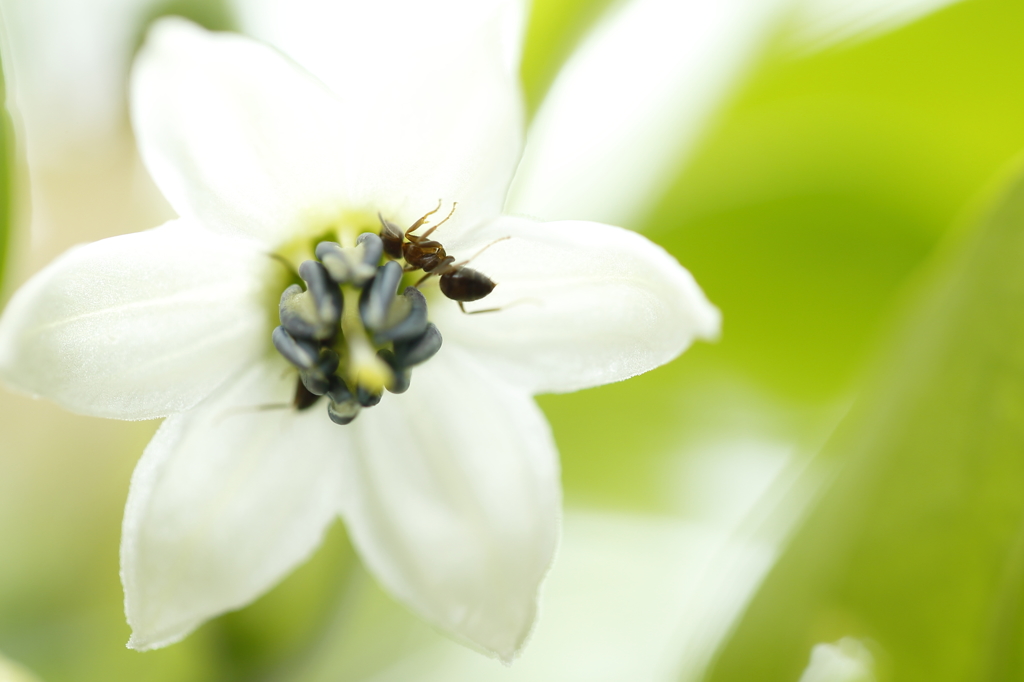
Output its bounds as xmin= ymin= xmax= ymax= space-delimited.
xmin=3 ymin=0 xmax=1024 ymax=680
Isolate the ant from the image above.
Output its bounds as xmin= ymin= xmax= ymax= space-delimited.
xmin=379 ymin=201 xmax=507 ymax=313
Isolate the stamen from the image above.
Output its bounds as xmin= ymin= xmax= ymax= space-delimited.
xmin=360 ymin=261 xmax=403 ymax=331
xmin=278 ymin=285 xmax=320 ymax=340
xmin=299 ymin=348 xmax=339 ymax=396
xmin=372 ymin=286 xmax=428 ymax=344
xmin=378 ymin=348 xmax=411 ymax=394
xmin=272 ymin=326 xmax=319 ymax=370
xmin=298 ymin=260 xmax=342 ymax=338
xmin=278 ymin=260 xmax=343 ymax=342
xmin=326 ymin=377 xmax=360 ymax=425
xmin=356 ymin=385 xmax=383 ymax=407
xmin=269 ymin=202 xmax=465 ymax=426
xmin=394 ymin=323 xmax=443 ymax=367
xmin=357 ymin=232 xmax=385 ymax=267
xmin=316 ymin=232 xmax=383 ymax=286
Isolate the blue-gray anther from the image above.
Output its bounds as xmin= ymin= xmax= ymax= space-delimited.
xmin=299 ymin=348 xmax=340 ymax=396
xmin=272 ymin=326 xmax=319 ymax=370
xmin=378 ymin=349 xmax=410 ymax=394
xmin=356 ymin=384 xmax=383 ymax=407
xmin=298 ymin=260 xmax=342 ymax=337
xmin=360 ymin=260 xmax=403 ymax=331
xmin=372 ymin=286 xmax=429 ymax=344
xmin=326 ymin=377 xmax=360 ymax=425
xmin=316 ymin=232 xmax=382 ymax=286
xmin=278 ymin=285 xmax=318 ymax=340
xmin=394 ymin=322 xmax=443 ymax=367
xmin=356 ymin=232 xmax=384 ymax=266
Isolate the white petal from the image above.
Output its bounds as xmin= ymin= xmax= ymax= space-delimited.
xmin=433 ymin=217 xmax=720 ymax=395
xmin=231 ymin=0 xmax=524 ymax=237
xmin=341 ymin=348 xmax=560 ymax=662
xmin=0 ymin=221 xmax=270 ymax=420
xmin=131 ymin=18 xmax=351 ymax=247
xmin=792 ymin=0 xmax=965 ymax=49
xmin=0 ymin=651 xmax=41 ymax=682
xmin=232 ymin=0 xmax=526 ymax=81
xmin=122 ymin=360 xmax=345 ymax=650
xmin=505 ymin=0 xmax=786 ymax=228
xmin=359 ymin=511 xmax=779 ymax=682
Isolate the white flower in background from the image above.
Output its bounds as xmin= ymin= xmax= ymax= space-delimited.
xmin=504 ymin=0 xmax=969 ymax=228
xmin=798 ymin=638 xmax=876 ymax=682
xmin=0 ymin=10 xmax=719 ymax=663
xmin=0 ymin=651 xmax=41 ymax=682
xmin=0 ymin=0 xmax=967 ymax=255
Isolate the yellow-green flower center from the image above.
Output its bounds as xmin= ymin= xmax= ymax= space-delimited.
xmin=271 ymin=227 xmax=442 ymax=425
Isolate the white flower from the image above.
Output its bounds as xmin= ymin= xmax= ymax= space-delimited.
xmin=505 ymin=0 xmax=970 ymax=227
xmin=798 ymin=638 xmax=876 ymax=682
xmin=0 ymin=9 xmax=719 ymax=663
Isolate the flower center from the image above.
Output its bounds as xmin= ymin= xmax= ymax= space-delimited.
xmin=271 ymin=230 xmax=442 ymax=425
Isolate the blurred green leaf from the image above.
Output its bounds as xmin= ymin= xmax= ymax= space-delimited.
xmin=205 ymin=523 xmax=356 ymax=682
xmin=552 ymin=0 xmax=1024 ymax=512
xmin=0 ymin=49 xmax=10 ymax=293
xmin=146 ymin=0 xmax=234 ymax=31
xmin=520 ymin=0 xmax=617 ymax=116
xmin=703 ymin=163 xmax=1024 ymax=681
xmin=652 ymin=0 xmax=1024 ymax=402
xmin=132 ymin=0 xmax=236 ymax=53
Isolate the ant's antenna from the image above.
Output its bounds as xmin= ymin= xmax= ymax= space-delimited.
xmin=405 ymin=199 xmax=443 ymax=237
xmin=417 ymin=202 xmax=458 ymax=240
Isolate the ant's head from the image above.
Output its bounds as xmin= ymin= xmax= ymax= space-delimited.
xmin=378 ymin=213 xmax=405 ymax=259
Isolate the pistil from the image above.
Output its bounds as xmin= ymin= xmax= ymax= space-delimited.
xmin=341 ymin=285 xmax=393 ymax=393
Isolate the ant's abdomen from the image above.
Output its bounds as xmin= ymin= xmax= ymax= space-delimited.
xmin=440 ymin=267 xmax=496 ymax=302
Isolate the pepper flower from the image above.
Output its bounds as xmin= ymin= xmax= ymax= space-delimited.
xmin=0 ymin=11 xmax=718 ymax=662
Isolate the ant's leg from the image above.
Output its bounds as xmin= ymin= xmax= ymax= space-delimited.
xmin=405 ymin=199 xmax=443 ymax=238
xmin=459 ymin=301 xmax=504 ymax=315
xmin=214 ymin=402 xmax=291 ymax=425
xmin=414 ymin=256 xmax=456 ymax=286
xmin=458 ymin=298 xmax=541 ymax=315
xmin=414 ymin=271 xmax=437 ymax=287
xmin=454 ymin=236 xmax=511 ymax=268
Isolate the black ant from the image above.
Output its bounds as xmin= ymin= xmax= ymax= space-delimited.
xmin=379 ymin=202 xmax=507 ymax=313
